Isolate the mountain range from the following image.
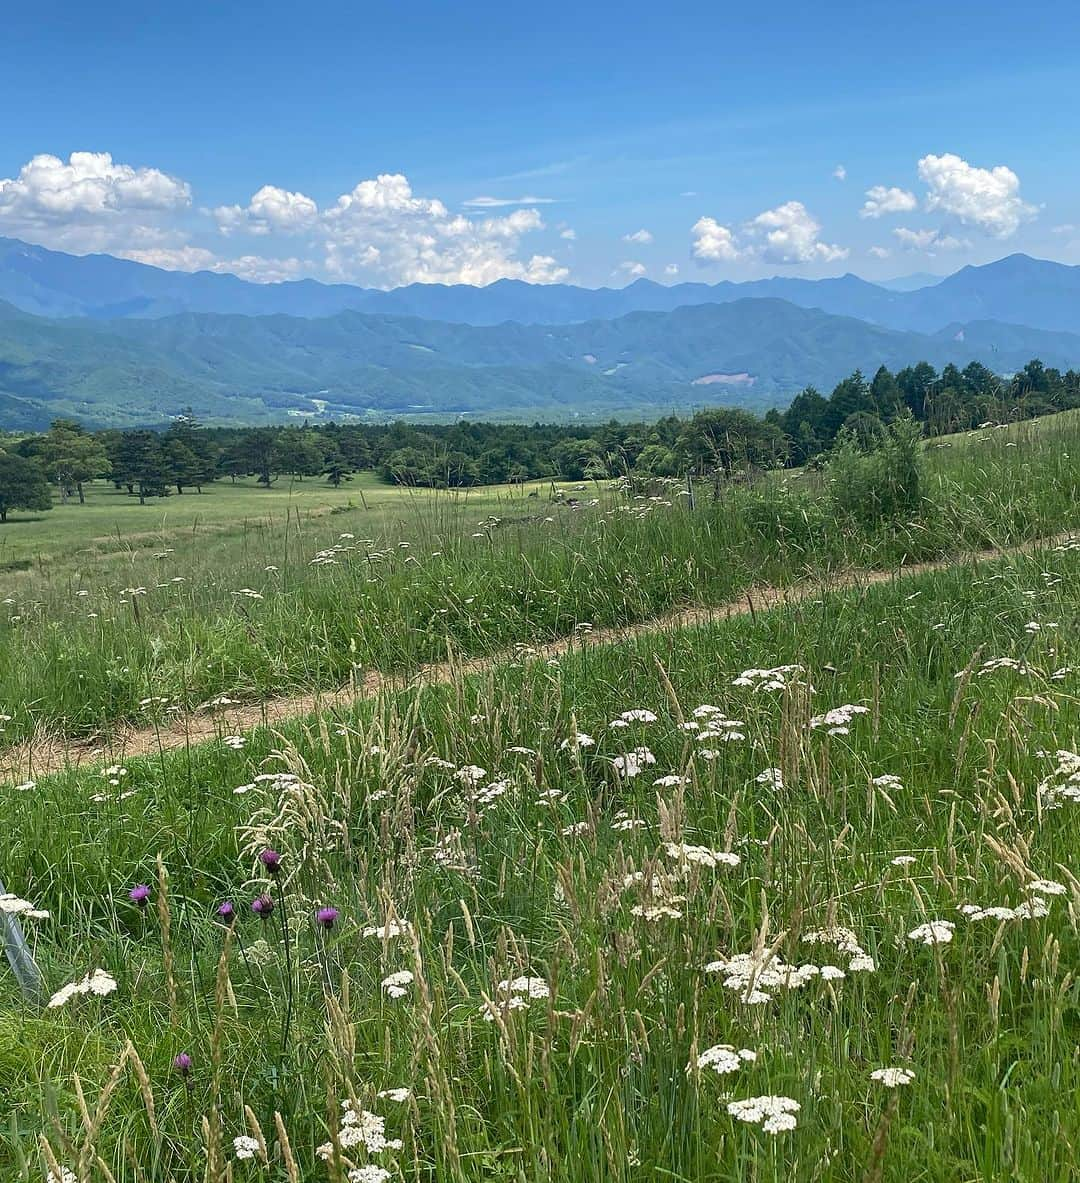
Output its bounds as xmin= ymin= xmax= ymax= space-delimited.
xmin=5 ymin=238 xmax=1080 ymax=335
xmin=1 ymin=239 xmax=1080 ymax=429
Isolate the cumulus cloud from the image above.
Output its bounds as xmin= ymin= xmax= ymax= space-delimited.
xmin=692 ymin=203 xmax=846 ymax=266
xmin=867 ymin=245 xmax=891 ymax=259
xmin=917 ymin=153 xmax=1035 ymax=238
xmin=833 ymin=165 xmax=847 ymax=181
xmin=0 ymin=150 xmax=191 ymax=254
xmin=665 ymin=262 xmax=679 ymax=276
xmin=745 ymin=201 xmax=848 ymax=264
xmin=618 ymin=260 xmax=647 ymax=278
xmin=212 ymin=172 xmax=566 ymax=286
xmin=622 ymin=228 xmax=653 ymax=244
xmin=893 ymin=226 xmax=968 ymax=253
xmin=559 ymin=227 xmax=576 ymax=240
xmin=691 ymin=216 xmax=742 ymax=262
xmin=213 ymin=185 xmax=318 ymax=236
xmin=860 ymin=185 xmax=918 ymax=219
xmin=316 ymin=173 xmax=565 ymax=285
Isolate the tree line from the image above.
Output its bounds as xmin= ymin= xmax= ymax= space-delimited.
xmin=0 ymin=356 xmax=1077 ymax=520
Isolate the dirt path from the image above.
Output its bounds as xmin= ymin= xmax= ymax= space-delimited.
xmin=3 ymin=530 xmax=1074 ymax=782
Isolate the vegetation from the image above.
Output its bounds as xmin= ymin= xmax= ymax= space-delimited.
xmin=4 ymin=283 xmax=1080 ymax=426
xmin=0 ymin=411 xmax=1077 ymax=749
xmin=2 ymin=537 xmax=1078 ymax=1180
xmin=1 ymin=355 xmax=1076 ymax=514
xmin=0 ymin=451 xmax=51 ymax=523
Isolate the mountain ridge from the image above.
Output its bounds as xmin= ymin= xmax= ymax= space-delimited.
xmin=2 ymin=294 xmax=1079 ymax=430
xmin=3 ymin=237 xmax=1080 ymax=335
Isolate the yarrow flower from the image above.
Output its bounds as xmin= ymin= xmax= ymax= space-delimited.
xmin=694 ymin=1044 xmax=757 ymax=1075
xmin=870 ymin=1066 xmax=915 ymax=1087
xmin=726 ymin=1095 xmax=800 ymax=1134
xmin=316 ymin=1101 xmax=403 ymax=1160
xmin=0 ymin=893 xmax=50 ymax=920
xmin=377 ymin=1087 xmax=412 ymax=1102
xmin=482 ymin=975 xmax=551 ymax=1019
xmin=809 ymin=703 xmax=869 ymax=736
xmin=364 ymin=919 xmax=412 ymax=940
xmin=233 ymin=1134 xmax=261 ymax=1161
xmin=381 ymin=970 xmax=414 ymax=999
xmin=347 ymin=1168 xmax=391 ymax=1183
xmin=611 ymin=747 xmax=656 ymax=778
xmin=907 ymin=920 xmax=955 ymax=945
xmin=47 ymin=969 xmax=118 ymax=1009
xmin=664 ymin=842 xmax=741 ymax=869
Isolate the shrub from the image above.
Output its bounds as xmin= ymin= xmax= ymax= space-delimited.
xmin=825 ymin=414 xmax=924 ymax=524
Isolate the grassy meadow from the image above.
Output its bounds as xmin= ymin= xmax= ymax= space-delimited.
xmin=2 ymin=535 xmax=1079 ymax=1181
xmin=0 ymin=414 xmax=1079 ymax=751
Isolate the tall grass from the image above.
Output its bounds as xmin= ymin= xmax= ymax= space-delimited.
xmin=1 ymin=539 xmax=1078 ymax=1180
xmin=0 ymin=416 xmax=1078 ymax=747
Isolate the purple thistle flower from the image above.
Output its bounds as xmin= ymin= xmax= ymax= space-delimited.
xmin=173 ymin=1052 xmax=192 ymax=1076
xmin=251 ymin=893 xmax=274 ymax=919
xmin=259 ymin=849 xmax=282 ymax=877
xmin=128 ymin=884 xmax=152 ymax=908
xmin=316 ymin=906 xmax=340 ymax=930
xmin=216 ymin=900 xmax=236 ymax=924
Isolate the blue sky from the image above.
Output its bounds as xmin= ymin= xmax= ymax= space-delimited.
xmin=1 ymin=0 xmax=1076 ymax=288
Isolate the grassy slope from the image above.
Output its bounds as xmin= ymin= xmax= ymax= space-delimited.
xmin=2 ymin=542 xmax=1078 ymax=1180
xmin=0 ymin=416 xmax=1078 ymax=747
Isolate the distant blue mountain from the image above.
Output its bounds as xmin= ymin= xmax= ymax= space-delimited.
xmin=3 ymin=237 xmax=1080 ymax=336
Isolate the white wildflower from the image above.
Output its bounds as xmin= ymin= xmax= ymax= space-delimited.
xmin=726 ymin=1095 xmax=800 ymax=1133
xmin=694 ymin=1044 xmax=757 ymax=1075
xmin=381 ymin=970 xmax=414 ymax=999
xmin=907 ymin=921 xmax=955 ymax=945
xmin=47 ymin=968 xmax=118 ymax=1008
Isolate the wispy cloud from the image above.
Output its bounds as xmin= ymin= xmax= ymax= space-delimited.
xmin=462 ymin=195 xmax=558 ymax=209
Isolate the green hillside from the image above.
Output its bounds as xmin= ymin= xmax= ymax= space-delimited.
xmin=2 ymin=296 xmax=1080 ymax=427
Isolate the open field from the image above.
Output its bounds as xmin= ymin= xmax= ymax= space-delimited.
xmin=0 ymin=415 xmax=1079 ymax=751
xmin=2 ymin=539 xmax=1079 ymax=1181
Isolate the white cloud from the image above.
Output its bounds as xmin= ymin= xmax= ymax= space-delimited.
xmin=211 ymin=172 xmax=567 ymax=286
xmin=893 ymin=226 xmax=969 ymax=253
xmin=623 ymin=228 xmax=653 ymax=244
xmin=745 ymin=200 xmax=848 ymax=264
xmin=867 ymin=245 xmax=891 ymax=259
xmin=118 ymin=245 xmax=218 ymax=271
xmin=691 ymin=216 xmax=742 ymax=262
xmin=860 ymin=185 xmax=918 ymax=219
xmin=316 ymin=174 xmax=566 ymax=285
xmin=917 ymin=152 xmax=1035 ymax=238
xmin=462 ymin=194 xmax=556 ymax=208
xmin=665 ymin=262 xmax=679 ymax=276
xmin=833 ymin=165 xmax=847 ymax=181
xmin=618 ymin=260 xmax=647 ymax=278
xmin=0 ymin=150 xmax=191 ymax=254
xmin=1052 ymin=223 xmax=1076 ymax=235
xmin=680 ymin=191 xmax=698 ymax=198
xmin=213 ymin=185 xmax=318 ymax=236
xmin=559 ymin=227 xmax=576 ymax=240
